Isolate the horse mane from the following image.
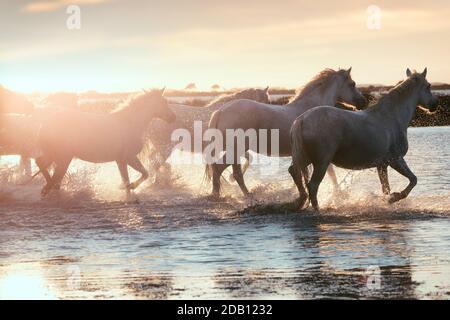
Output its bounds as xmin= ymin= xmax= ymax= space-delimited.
xmin=111 ymin=90 xmax=159 ymax=118
xmin=204 ymin=88 xmax=258 ymax=108
xmin=368 ymin=74 xmax=419 ymax=111
xmin=289 ymin=68 xmax=341 ymax=104
xmin=111 ymin=90 xmax=157 ymax=113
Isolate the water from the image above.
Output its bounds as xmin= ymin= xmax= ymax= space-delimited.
xmin=0 ymin=127 xmax=449 ymax=299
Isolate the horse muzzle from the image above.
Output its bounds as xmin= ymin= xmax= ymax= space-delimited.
xmin=427 ymin=98 xmax=439 ymax=113
xmin=355 ymin=96 xmax=369 ymax=110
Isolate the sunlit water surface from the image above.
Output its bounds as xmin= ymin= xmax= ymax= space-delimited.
xmin=0 ymin=127 xmax=449 ymax=299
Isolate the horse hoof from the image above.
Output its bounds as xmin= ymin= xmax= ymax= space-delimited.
xmin=388 ymin=192 xmax=403 ymax=204
xmin=244 ymin=193 xmax=255 ymax=205
xmin=124 ymin=193 xmax=139 ymax=204
xmin=206 ymin=193 xmax=221 ymax=201
xmin=296 ymin=195 xmax=308 ymax=210
xmin=244 ymin=192 xmax=254 ymax=199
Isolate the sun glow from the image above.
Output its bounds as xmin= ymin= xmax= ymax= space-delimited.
xmin=0 ymin=265 xmax=57 ymax=300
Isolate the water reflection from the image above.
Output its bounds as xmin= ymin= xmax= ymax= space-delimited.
xmin=213 ymin=265 xmax=416 ymax=299
xmin=210 ymin=216 xmax=418 ymax=299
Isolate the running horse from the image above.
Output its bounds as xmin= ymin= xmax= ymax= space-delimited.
xmin=35 ymin=88 xmax=176 ymax=197
xmin=147 ymin=88 xmax=270 ymax=177
xmin=289 ymin=68 xmax=438 ymax=210
xmin=207 ymin=68 xmax=367 ymax=198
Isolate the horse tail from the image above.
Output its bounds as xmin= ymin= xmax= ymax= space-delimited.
xmin=290 ymin=117 xmax=311 ymax=206
xmin=203 ymin=109 xmax=222 ymax=183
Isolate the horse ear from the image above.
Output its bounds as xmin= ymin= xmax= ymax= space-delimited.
xmin=406 ymin=68 xmax=412 ymax=77
xmin=160 ymin=87 xmax=166 ymax=96
xmin=422 ymin=68 xmax=427 ymax=78
xmin=346 ymin=67 xmax=352 ymax=76
xmin=264 ymin=86 xmax=269 ymax=92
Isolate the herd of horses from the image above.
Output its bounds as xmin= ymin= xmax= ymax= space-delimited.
xmin=0 ymin=67 xmax=438 ymax=210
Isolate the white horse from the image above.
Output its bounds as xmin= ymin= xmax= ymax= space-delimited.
xmin=207 ymin=68 xmax=367 ymax=197
xmin=0 ymin=86 xmax=36 ymax=176
xmin=35 ymin=88 xmax=175 ymax=197
xmin=147 ymin=88 xmax=270 ymax=176
xmin=290 ymin=68 xmax=438 ymax=210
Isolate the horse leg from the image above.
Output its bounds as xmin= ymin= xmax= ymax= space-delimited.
xmin=50 ymin=157 xmax=72 ymax=191
xmin=160 ymin=145 xmax=174 ymax=169
xmin=377 ymin=165 xmax=390 ymax=195
xmin=232 ymin=164 xmax=251 ymax=197
xmin=153 ymin=145 xmax=173 ymax=184
xmin=20 ymin=156 xmax=32 ymax=177
xmin=150 ymin=145 xmax=168 ymax=172
xmin=116 ymin=160 xmax=131 ymax=196
xmin=35 ymin=156 xmax=53 ymax=186
xmin=307 ymin=162 xmax=329 ymax=211
xmin=242 ymin=151 xmax=252 ymax=175
xmin=388 ymin=158 xmax=417 ymax=203
xmin=211 ymin=154 xmax=231 ymax=197
xmin=127 ymin=156 xmax=149 ymax=190
xmin=147 ymin=148 xmax=161 ymax=172
xmin=288 ymin=164 xmax=308 ymax=209
xmin=229 ymin=151 xmax=252 ymax=183
xmin=326 ymin=165 xmax=340 ymax=193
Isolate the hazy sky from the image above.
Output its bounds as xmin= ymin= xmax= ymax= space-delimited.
xmin=1 ymin=0 xmax=450 ymax=92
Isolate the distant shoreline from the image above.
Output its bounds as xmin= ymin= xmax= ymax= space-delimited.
xmin=10 ymin=87 xmax=450 ymax=128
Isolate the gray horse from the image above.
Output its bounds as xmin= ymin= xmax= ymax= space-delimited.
xmin=290 ymin=68 xmax=438 ymax=210
xmin=207 ymin=68 xmax=367 ymax=197
xmin=146 ymin=87 xmax=270 ymax=176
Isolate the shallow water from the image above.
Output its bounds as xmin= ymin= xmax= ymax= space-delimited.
xmin=0 ymin=127 xmax=449 ymax=299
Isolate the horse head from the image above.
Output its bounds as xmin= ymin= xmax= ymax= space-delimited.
xmin=406 ymin=68 xmax=439 ymax=113
xmin=336 ymin=67 xmax=368 ymax=109
xmin=255 ymin=86 xmax=271 ymax=104
xmin=142 ymin=87 xmax=176 ymax=123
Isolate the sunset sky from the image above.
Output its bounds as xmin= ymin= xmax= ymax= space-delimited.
xmin=1 ymin=0 xmax=450 ymax=92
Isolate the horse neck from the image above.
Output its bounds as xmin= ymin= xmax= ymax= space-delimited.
xmin=395 ymin=93 xmax=420 ymax=130
xmin=112 ymin=106 xmax=154 ymax=133
xmin=204 ymin=94 xmax=236 ymax=111
xmin=286 ymin=82 xmax=338 ymax=116
xmin=371 ymin=85 xmax=420 ymax=131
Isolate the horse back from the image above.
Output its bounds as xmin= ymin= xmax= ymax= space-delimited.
xmin=38 ymin=109 xmax=140 ymax=162
xmin=218 ymin=99 xmax=287 ymax=130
